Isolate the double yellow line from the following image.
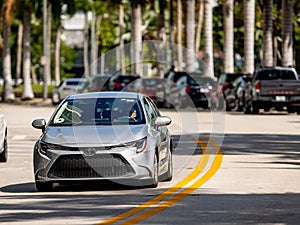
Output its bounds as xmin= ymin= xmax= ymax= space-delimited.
xmin=97 ymin=136 xmax=223 ymax=225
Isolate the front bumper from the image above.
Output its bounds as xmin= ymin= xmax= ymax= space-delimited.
xmin=34 ymin=146 xmax=155 ymax=186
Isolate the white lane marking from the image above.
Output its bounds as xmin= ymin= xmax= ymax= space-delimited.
xmin=11 ymin=135 xmax=27 ymax=140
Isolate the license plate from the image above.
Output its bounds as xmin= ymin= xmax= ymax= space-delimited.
xmin=275 ymin=96 xmax=286 ymax=101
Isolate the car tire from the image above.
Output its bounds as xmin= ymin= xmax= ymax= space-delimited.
xmin=148 ymin=154 xmax=159 ymax=188
xmin=0 ymin=133 xmax=8 ymax=163
xmin=52 ymin=93 xmax=60 ymax=105
xmin=35 ymin=181 xmax=53 ymax=192
xmin=251 ymin=102 xmax=259 ymax=114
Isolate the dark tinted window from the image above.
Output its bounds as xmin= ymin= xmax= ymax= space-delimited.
xmin=66 ymin=80 xmax=86 ymax=86
xmin=256 ymin=69 xmax=296 ymax=80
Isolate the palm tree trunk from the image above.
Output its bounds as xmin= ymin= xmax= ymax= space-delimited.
xmin=83 ymin=12 xmax=90 ymax=78
xmin=195 ymin=0 xmax=204 ymax=53
xmin=177 ymin=0 xmax=183 ymax=69
xmin=131 ymin=3 xmax=142 ymax=75
xmin=21 ymin=8 xmax=34 ymax=100
xmin=243 ymin=0 xmax=255 ymax=74
xmin=203 ymin=0 xmax=214 ymax=77
xmin=273 ymin=36 xmax=278 ymax=66
xmin=46 ymin=4 xmax=52 ymax=85
xmin=157 ymin=0 xmax=166 ymax=78
xmin=262 ymin=0 xmax=273 ymax=67
xmin=223 ymin=0 xmax=234 ymax=73
xmin=1 ymin=0 xmax=15 ymax=102
xmin=54 ymin=25 xmax=62 ymax=86
xmin=282 ymin=0 xmax=293 ymax=67
xmin=185 ymin=0 xmax=195 ymax=73
xmin=95 ymin=15 xmax=101 ymax=74
xmin=15 ymin=22 xmax=23 ymax=87
xmin=90 ymin=11 xmax=97 ymax=76
xmin=119 ymin=3 xmax=125 ymax=73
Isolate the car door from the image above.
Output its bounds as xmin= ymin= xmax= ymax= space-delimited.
xmin=143 ymin=97 xmax=170 ymax=175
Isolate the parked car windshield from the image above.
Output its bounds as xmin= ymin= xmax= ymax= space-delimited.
xmin=49 ymin=97 xmax=146 ymax=126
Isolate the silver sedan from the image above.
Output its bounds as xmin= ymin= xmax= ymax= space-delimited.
xmin=0 ymin=112 xmax=8 ymax=162
xmin=32 ymin=92 xmax=173 ymax=191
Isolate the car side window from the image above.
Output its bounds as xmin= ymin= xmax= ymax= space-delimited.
xmin=143 ymin=98 xmax=157 ymax=124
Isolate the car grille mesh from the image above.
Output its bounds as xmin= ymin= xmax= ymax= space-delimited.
xmin=48 ymin=154 xmax=135 ymax=178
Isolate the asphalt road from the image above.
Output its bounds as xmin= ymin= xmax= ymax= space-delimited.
xmin=0 ymin=103 xmax=299 ymax=224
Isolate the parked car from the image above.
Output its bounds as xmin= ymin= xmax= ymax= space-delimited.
xmin=164 ymin=71 xmax=190 ymax=108
xmin=32 ymin=92 xmax=173 ymax=191
xmin=0 ymin=112 xmax=8 ymax=162
xmin=108 ymin=74 xmax=140 ymax=91
xmin=244 ymin=66 xmax=300 ymax=114
xmin=52 ymin=78 xmax=87 ymax=105
xmin=217 ymin=73 xmax=249 ymax=110
xmin=82 ymin=74 xmax=111 ymax=92
xmin=224 ymin=75 xmax=252 ymax=111
xmin=132 ymin=77 xmax=166 ymax=107
xmin=176 ymin=75 xmax=213 ymax=109
xmin=164 ymin=70 xmax=216 ymax=109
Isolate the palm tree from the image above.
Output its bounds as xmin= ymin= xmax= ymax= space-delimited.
xmin=118 ymin=1 xmax=125 ymax=73
xmin=223 ymin=0 xmax=234 ymax=73
xmin=21 ymin=3 xmax=34 ymax=100
xmin=176 ymin=0 xmax=183 ymax=69
xmin=46 ymin=3 xmax=52 ymax=85
xmin=51 ymin=0 xmax=76 ymax=85
xmin=282 ymin=0 xmax=293 ymax=67
xmin=243 ymin=0 xmax=255 ymax=74
xmin=131 ymin=1 xmax=142 ymax=75
xmin=15 ymin=22 xmax=23 ymax=87
xmin=185 ymin=0 xmax=195 ymax=73
xmin=1 ymin=0 xmax=15 ymax=102
xmin=195 ymin=0 xmax=204 ymax=53
xmin=75 ymin=0 xmax=93 ymax=78
xmin=203 ymin=0 xmax=214 ymax=77
xmin=157 ymin=0 xmax=166 ymax=78
xmin=262 ymin=0 xmax=273 ymax=67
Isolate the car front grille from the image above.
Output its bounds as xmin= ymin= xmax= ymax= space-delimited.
xmin=48 ymin=154 xmax=135 ymax=178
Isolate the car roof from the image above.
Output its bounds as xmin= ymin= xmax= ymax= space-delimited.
xmin=257 ymin=66 xmax=296 ymax=72
xmin=67 ymin=91 xmax=142 ymax=100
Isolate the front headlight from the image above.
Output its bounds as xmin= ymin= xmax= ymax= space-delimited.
xmin=39 ymin=140 xmax=69 ymax=156
xmin=124 ymin=137 xmax=147 ymax=153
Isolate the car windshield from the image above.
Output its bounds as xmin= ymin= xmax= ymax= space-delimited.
xmin=49 ymin=97 xmax=146 ymax=126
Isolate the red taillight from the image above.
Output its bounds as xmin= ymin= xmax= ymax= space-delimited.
xmin=114 ymin=82 xmax=122 ymax=89
xmin=255 ymin=82 xmax=261 ymax=92
xmin=62 ymin=87 xmax=71 ymax=91
xmin=185 ymin=86 xmax=192 ymax=93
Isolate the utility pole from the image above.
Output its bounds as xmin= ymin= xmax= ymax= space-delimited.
xmin=42 ymin=0 xmax=48 ymax=100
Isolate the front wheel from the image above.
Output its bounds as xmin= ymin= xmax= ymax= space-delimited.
xmin=162 ymin=149 xmax=173 ymax=182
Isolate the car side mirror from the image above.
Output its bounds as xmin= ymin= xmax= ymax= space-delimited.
xmin=32 ymin=119 xmax=46 ymax=132
xmin=155 ymin=116 xmax=172 ymax=126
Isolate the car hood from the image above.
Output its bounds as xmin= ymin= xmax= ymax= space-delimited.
xmin=42 ymin=124 xmax=148 ymax=147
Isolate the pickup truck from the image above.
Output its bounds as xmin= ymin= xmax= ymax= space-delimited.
xmin=244 ymin=66 xmax=300 ymax=114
